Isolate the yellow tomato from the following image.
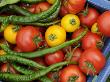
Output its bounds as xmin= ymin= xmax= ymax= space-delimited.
xmin=45 ymin=25 xmax=66 ymax=47
xmin=4 ymin=25 xmax=17 ymax=44
xmin=47 ymin=0 xmax=55 ymax=4
xmin=61 ymin=14 xmax=80 ymax=32
xmin=91 ymin=23 xmax=101 ymax=35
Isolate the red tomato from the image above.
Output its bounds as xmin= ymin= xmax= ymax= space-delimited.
xmin=71 ymin=48 xmax=83 ymax=62
xmin=97 ymin=11 xmax=110 ymax=37
xmin=28 ymin=4 xmax=36 ymax=13
xmin=27 ymin=2 xmax=50 ymax=14
xmin=47 ymin=72 xmax=59 ymax=82
xmin=35 ymin=2 xmax=50 ymax=14
xmin=16 ymin=26 xmax=43 ymax=52
xmin=72 ymin=27 xmax=84 ymax=39
xmin=81 ymin=32 xmax=102 ymax=50
xmin=14 ymin=46 xmax=23 ymax=52
xmin=79 ymin=48 xmax=106 ymax=75
xmin=79 ymin=8 xmax=99 ymax=28
xmin=33 ymin=57 xmax=47 ymax=66
xmin=59 ymin=5 xmax=69 ymax=17
xmin=63 ymin=0 xmax=86 ymax=14
xmin=0 ymin=63 xmax=17 ymax=74
xmin=59 ymin=65 xmax=86 ymax=82
xmin=44 ymin=50 xmax=64 ymax=65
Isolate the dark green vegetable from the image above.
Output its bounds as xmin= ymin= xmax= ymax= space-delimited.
xmin=9 ymin=5 xmax=32 ymax=16
xmin=20 ymin=0 xmax=46 ymax=4
xmin=0 ymin=0 xmax=60 ymax=23
xmin=1 ymin=27 xmax=88 ymax=58
xmin=0 ymin=55 xmax=46 ymax=69
xmin=13 ymin=63 xmax=52 ymax=82
xmin=22 ymin=20 xmax=60 ymax=26
xmin=9 ymin=3 xmax=60 ymax=23
xmin=0 ymin=61 xmax=70 ymax=81
xmin=0 ymin=0 xmax=19 ymax=7
xmin=0 ymin=0 xmax=46 ymax=7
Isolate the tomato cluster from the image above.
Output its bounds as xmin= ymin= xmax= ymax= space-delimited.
xmin=1 ymin=0 xmax=110 ymax=82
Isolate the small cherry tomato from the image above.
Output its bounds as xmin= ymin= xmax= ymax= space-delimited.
xmin=35 ymin=2 xmax=50 ymax=13
xmin=59 ymin=65 xmax=86 ymax=82
xmin=44 ymin=50 xmax=64 ymax=65
xmin=16 ymin=26 xmax=43 ymax=52
xmin=97 ymin=11 xmax=110 ymax=37
xmin=61 ymin=14 xmax=80 ymax=32
xmin=81 ymin=32 xmax=102 ymax=50
xmin=45 ymin=25 xmax=66 ymax=47
xmin=79 ymin=48 xmax=106 ymax=75
xmin=63 ymin=0 xmax=86 ymax=14
xmin=79 ymin=8 xmax=99 ymax=28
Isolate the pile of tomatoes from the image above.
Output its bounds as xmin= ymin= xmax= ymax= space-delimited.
xmin=1 ymin=0 xmax=110 ymax=82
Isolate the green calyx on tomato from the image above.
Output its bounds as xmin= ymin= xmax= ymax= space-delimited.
xmin=12 ymin=25 xmax=20 ymax=32
xmin=85 ymin=61 xmax=96 ymax=75
xmin=68 ymin=76 xmax=79 ymax=82
xmin=70 ymin=19 xmax=76 ymax=25
xmin=33 ymin=35 xmax=42 ymax=46
xmin=96 ymin=41 xmax=104 ymax=49
xmin=81 ymin=4 xmax=89 ymax=16
xmin=48 ymin=34 xmax=57 ymax=41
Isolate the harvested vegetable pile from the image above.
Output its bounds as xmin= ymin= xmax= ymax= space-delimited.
xmin=0 ymin=0 xmax=110 ymax=82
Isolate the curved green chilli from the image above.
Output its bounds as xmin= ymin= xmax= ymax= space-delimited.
xmin=9 ymin=4 xmax=60 ymax=23
xmin=22 ymin=20 xmax=60 ymax=26
xmin=0 ymin=61 xmax=69 ymax=81
xmin=20 ymin=0 xmax=46 ymax=3
xmin=38 ymin=5 xmax=61 ymax=23
xmin=0 ymin=0 xmax=19 ymax=7
xmin=0 ymin=55 xmax=46 ymax=69
xmin=0 ymin=0 xmax=60 ymax=23
xmin=9 ymin=5 xmax=32 ymax=16
xmin=1 ymin=28 xmax=88 ymax=58
xmin=13 ymin=64 xmax=52 ymax=82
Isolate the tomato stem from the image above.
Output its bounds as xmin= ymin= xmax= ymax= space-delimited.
xmin=33 ymin=34 xmax=42 ymax=47
xmin=12 ymin=25 xmax=20 ymax=32
xmin=68 ymin=76 xmax=79 ymax=82
xmin=48 ymin=34 xmax=57 ymax=41
xmin=70 ymin=19 xmax=76 ymax=25
xmin=96 ymin=41 xmax=104 ymax=49
xmin=85 ymin=61 xmax=96 ymax=75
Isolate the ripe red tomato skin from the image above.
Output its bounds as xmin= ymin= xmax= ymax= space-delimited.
xmin=79 ymin=8 xmax=99 ymax=28
xmin=60 ymin=6 xmax=69 ymax=17
xmin=79 ymin=48 xmax=106 ymax=75
xmin=64 ymin=0 xmax=86 ymax=14
xmin=0 ymin=63 xmax=17 ymax=73
xmin=81 ymin=32 xmax=101 ymax=50
xmin=44 ymin=50 xmax=64 ymax=65
xmin=33 ymin=57 xmax=47 ymax=66
xmin=97 ymin=11 xmax=110 ymax=37
xmin=28 ymin=4 xmax=36 ymax=13
xmin=72 ymin=27 xmax=84 ymax=39
xmin=59 ymin=65 xmax=86 ymax=82
xmin=16 ymin=26 xmax=43 ymax=52
xmin=35 ymin=2 xmax=50 ymax=14
xmin=14 ymin=46 xmax=23 ymax=52
xmin=71 ymin=48 xmax=82 ymax=62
